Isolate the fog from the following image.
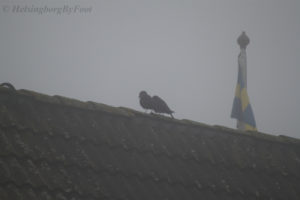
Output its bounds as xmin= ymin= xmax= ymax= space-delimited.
xmin=1 ymin=0 xmax=299 ymax=138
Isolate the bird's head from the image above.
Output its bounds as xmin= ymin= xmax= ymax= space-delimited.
xmin=139 ymin=91 xmax=148 ymax=98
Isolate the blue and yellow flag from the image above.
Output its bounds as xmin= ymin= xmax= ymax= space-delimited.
xmin=231 ymin=49 xmax=257 ymax=131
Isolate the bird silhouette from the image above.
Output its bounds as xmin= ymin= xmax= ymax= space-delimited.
xmin=139 ymin=91 xmax=174 ymax=118
xmin=139 ymin=91 xmax=153 ymax=112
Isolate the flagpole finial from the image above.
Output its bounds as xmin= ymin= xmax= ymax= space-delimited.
xmin=237 ymin=31 xmax=250 ymax=49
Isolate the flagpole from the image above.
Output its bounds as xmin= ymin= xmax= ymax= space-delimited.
xmin=231 ymin=31 xmax=257 ymax=131
xmin=237 ymin=32 xmax=249 ymax=130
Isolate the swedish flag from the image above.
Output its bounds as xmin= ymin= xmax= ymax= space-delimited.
xmin=231 ymin=49 xmax=257 ymax=131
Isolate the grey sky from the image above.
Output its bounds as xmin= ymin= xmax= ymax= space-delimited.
xmin=1 ymin=0 xmax=299 ymax=138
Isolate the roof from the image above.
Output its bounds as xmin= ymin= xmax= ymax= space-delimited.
xmin=0 ymin=86 xmax=300 ymax=200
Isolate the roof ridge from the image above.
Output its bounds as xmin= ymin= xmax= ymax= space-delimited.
xmin=1 ymin=86 xmax=299 ymax=145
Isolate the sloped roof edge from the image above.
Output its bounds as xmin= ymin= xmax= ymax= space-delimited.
xmin=1 ymin=86 xmax=299 ymax=146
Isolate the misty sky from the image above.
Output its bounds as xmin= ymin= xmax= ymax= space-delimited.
xmin=1 ymin=0 xmax=299 ymax=138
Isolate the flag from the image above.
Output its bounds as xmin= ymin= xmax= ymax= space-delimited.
xmin=231 ymin=49 xmax=257 ymax=131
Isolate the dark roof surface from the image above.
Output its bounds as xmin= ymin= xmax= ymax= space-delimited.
xmin=0 ymin=86 xmax=300 ymax=200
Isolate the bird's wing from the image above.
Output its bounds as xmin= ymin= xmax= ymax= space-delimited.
xmin=152 ymin=95 xmax=172 ymax=112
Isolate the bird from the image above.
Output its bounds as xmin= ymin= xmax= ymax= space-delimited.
xmin=139 ymin=91 xmax=175 ymax=118
xmin=139 ymin=91 xmax=153 ymax=112
xmin=151 ymin=95 xmax=174 ymax=118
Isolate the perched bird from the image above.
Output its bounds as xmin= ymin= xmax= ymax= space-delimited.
xmin=151 ymin=95 xmax=174 ymax=118
xmin=139 ymin=91 xmax=153 ymax=112
xmin=139 ymin=91 xmax=175 ymax=118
